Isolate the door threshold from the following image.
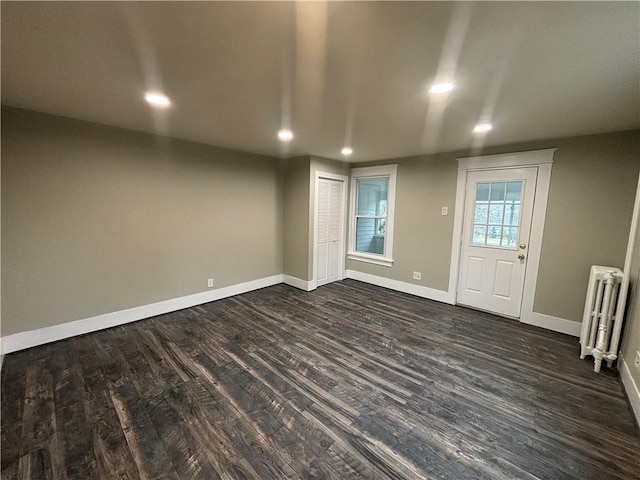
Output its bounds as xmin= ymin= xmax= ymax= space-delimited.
xmin=455 ymin=303 xmax=520 ymax=321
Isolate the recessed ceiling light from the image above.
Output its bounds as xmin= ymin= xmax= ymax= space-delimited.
xmin=473 ymin=123 xmax=493 ymax=133
xmin=341 ymin=147 xmax=353 ymax=156
xmin=429 ymin=82 xmax=455 ymax=94
xmin=278 ymin=129 xmax=293 ymax=141
xmin=144 ymin=92 xmax=171 ymax=108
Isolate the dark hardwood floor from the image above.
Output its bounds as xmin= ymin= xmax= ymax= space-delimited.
xmin=2 ymin=280 xmax=639 ymax=479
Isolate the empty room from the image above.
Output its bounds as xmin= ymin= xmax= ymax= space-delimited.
xmin=1 ymin=1 xmax=639 ymax=479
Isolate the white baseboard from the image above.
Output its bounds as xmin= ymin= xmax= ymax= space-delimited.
xmin=282 ymin=275 xmax=316 ymax=292
xmin=0 ymin=271 xmax=583 ymax=354
xmin=345 ymin=269 xmax=453 ymax=304
xmin=1 ymin=274 xmax=283 ymax=354
xmin=520 ymin=311 xmax=581 ymax=337
xmin=345 ymin=269 xmax=580 ymax=337
xmin=620 ymin=356 xmax=640 ymax=427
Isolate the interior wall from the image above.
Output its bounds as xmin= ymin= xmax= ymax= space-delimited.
xmin=3 ymin=105 xmax=638 ymax=339
xmin=345 ymin=153 xmax=457 ymax=291
xmin=282 ymin=156 xmax=311 ymax=281
xmin=346 ymin=129 xmax=640 ymax=323
xmin=2 ymin=107 xmax=283 ymax=337
xmin=281 ymin=155 xmax=349 ymax=283
xmin=621 ymin=189 xmax=640 ymax=392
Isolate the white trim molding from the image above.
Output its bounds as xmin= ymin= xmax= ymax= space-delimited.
xmin=348 ymin=164 xmax=398 ymax=267
xmin=450 ymin=148 xmax=560 ymax=332
xmin=609 ymin=172 xmax=640 ymax=362
xmin=519 ymin=311 xmax=581 ymax=337
xmin=345 ymin=269 xmax=452 ymax=305
xmin=1 ymin=274 xmax=283 ymax=354
xmin=457 ymin=148 xmax=557 ymax=170
xmin=344 ymin=269 xmax=580 ymax=336
xmin=283 ymin=275 xmax=316 ymax=292
xmin=620 ymin=356 xmax=640 ymax=427
xmin=346 ymin=252 xmax=394 ymax=267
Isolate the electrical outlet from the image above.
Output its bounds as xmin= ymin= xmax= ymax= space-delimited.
xmin=441 ymin=206 xmax=448 ymax=216
xmin=207 ymin=278 xmax=214 ymax=288
xmin=635 ymin=351 xmax=640 ymax=371
xmin=413 ymin=271 xmax=422 ymax=280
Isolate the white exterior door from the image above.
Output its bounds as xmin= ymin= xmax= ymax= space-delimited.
xmin=457 ymin=167 xmax=538 ymax=317
xmin=316 ymin=177 xmax=345 ymax=286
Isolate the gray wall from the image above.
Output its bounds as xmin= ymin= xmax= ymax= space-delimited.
xmin=2 ymin=107 xmax=283 ymax=336
xmin=347 ymin=130 xmax=640 ymax=322
xmin=523 ymin=131 xmax=639 ymax=320
xmin=344 ymin=152 xmax=460 ymax=291
xmin=282 ymin=156 xmax=311 ymax=281
xmin=3 ymin=106 xmax=639 ymax=339
xmin=281 ymin=155 xmax=350 ymax=282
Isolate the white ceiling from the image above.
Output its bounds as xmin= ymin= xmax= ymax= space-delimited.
xmin=2 ymin=1 xmax=638 ymax=162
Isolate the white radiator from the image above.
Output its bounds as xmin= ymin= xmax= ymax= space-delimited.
xmin=580 ymin=265 xmax=624 ymax=372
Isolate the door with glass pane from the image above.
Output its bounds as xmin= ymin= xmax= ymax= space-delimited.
xmin=457 ymin=167 xmax=538 ymax=317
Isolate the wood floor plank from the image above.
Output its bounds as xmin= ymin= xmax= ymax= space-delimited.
xmin=17 ymin=361 xmax=65 ymax=479
xmin=2 ymin=280 xmax=639 ymax=479
xmin=1 ymin=353 xmax=28 ymax=480
xmin=143 ymin=393 xmax=222 ymax=479
xmin=49 ymin=340 xmax=99 ymax=480
xmin=77 ymin=337 xmax=141 ymax=480
xmin=109 ymin=383 xmax=177 ymax=479
xmin=175 ymin=379 xmax=246 ymax=475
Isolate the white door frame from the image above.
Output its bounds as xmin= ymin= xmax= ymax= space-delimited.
xmin=448 ymin=149 xmax=556 ymax=324
xmin=312 ymin=171 xmax=349 ymax=288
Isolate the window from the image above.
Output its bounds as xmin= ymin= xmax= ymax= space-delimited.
xmin=348 ymin=165 xmax=398 ymax=266
xmin=471 ymin=181 xmax=523 ymax=248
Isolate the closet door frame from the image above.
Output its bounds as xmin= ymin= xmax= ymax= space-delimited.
xmin=313 ymin=171 xmax=348 ymax=289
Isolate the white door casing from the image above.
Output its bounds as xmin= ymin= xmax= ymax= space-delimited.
xmin=449 ymin=148 xmax=556 ymax=325
xmin=314 ymin=172 xmax=347 ymax=287
xmin=457 ymin=167 xmax=537 ymax=317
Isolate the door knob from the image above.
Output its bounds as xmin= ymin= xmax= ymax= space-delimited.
xmin=519 ymin=243 xmax=527 ymax=249
xmin=518 ymin=253 xmax=525 ymax=260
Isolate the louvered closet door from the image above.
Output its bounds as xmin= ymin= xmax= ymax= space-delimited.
xmin=316 ymin=178 xmax=344 ymax=286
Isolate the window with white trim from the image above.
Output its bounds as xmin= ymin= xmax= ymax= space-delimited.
xmin=348 ymin=165 xmax=398 ymax=266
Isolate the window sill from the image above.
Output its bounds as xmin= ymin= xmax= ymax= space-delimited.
xmin=347 ymin=252 xmax=393 ymax=267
